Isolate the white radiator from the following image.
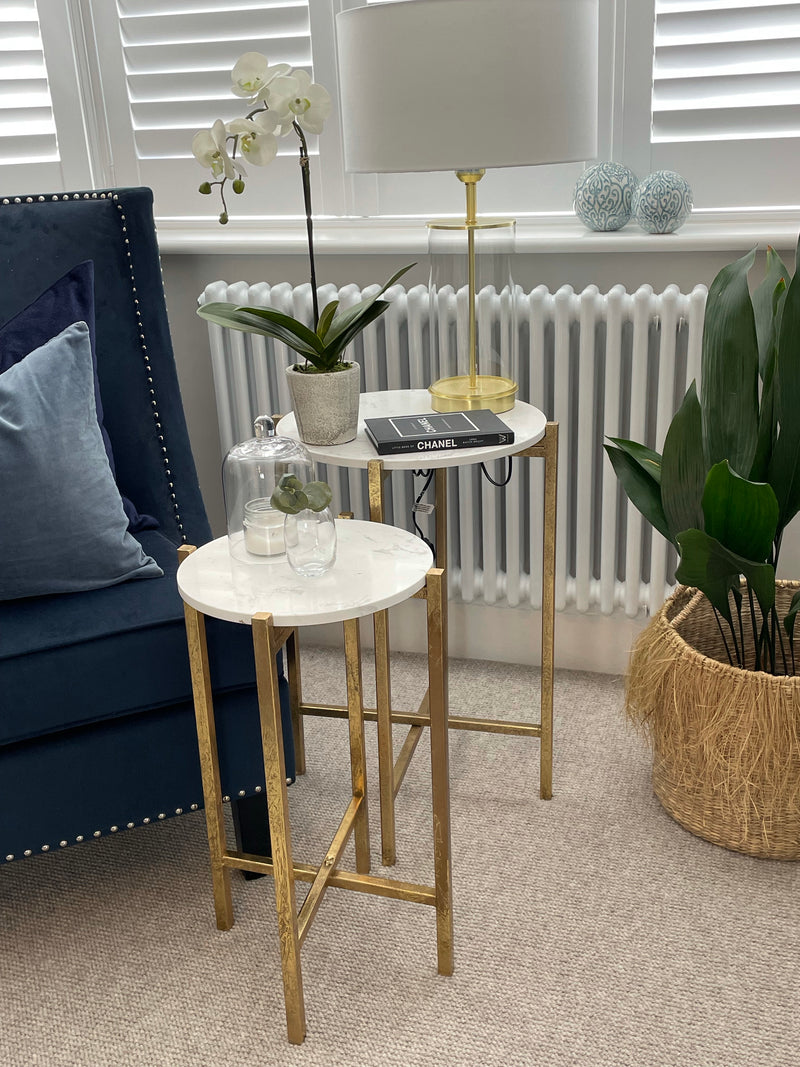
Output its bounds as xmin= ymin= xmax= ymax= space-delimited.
xmin=200 ymin=280 xmax=708 ymax=619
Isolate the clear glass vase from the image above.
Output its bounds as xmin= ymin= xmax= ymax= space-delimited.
xmin=284 ymin=507 xmax=337 ymax=578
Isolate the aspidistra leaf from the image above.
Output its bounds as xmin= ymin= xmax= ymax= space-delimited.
xmin=701 ymin=247 xmax=760 ymax=476
xmin=701 ymin=460 xmax=779 ymax=563
xmin=605 ymin=437 xmax=662 ymax=485
xmin=661 ymin=381 xmax=706 ymax=541
xmin=604 ymin=444 xmax=673 ymax=546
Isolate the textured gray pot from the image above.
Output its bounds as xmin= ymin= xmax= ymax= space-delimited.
xmin=286 ymin=360 xmax=360 ymax=445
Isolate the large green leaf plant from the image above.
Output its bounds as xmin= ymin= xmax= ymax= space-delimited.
xmin=605 ymin=240 xmax=800 ymax=674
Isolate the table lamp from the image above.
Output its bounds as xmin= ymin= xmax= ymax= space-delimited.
xmin=336 ymin=0 xmax=599 ymax=413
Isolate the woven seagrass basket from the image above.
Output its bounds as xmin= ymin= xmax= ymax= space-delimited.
xmin=626 ymin=581 xmax=800 ymax=860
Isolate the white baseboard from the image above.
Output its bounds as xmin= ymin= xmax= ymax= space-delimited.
xmin=300 ymin=599 xmax=648 ymax=675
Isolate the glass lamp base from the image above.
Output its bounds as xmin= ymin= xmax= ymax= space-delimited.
xmin=429 ymin=374 xmax=517 ymax=414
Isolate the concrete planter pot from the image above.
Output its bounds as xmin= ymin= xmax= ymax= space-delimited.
xmin=286 ymin=361 xmax=360 ymax=446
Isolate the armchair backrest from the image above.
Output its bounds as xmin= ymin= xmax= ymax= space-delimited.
xmin=0 ymin=187 xmax=210 ymax=546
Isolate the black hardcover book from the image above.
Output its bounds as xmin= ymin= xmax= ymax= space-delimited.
xmin=364 ymin=410 xmax=514 ymax=455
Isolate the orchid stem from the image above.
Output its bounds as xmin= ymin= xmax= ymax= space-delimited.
xmin=293 ymin=120 xmax=319 ymax=330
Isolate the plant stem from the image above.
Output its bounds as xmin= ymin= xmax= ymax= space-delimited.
xmin=774 ymin=605 xmax=789 ymax=675
xmin=735 ymin=592 xmax=746 ymax=669
xmin=746 ymin=583 xmax=761 ymax=672
xmin=293 ymin=120 xmax=319 ymax=330
xmin=712 ymin=606 xmax=735 ymax=667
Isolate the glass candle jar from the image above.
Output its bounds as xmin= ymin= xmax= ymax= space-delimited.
xmin=223 ymin=415 xmax=313 ymax=564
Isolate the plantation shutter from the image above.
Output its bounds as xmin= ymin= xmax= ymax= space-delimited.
xmin=653 ymin=0 xmax=800 ymax=143
xmin=649 ymin=0 xmax=800 ymax=208
xmin=101 ymin=0 xmax=316 ymax=217
xmin=0 ymin=1 xmax=57 ymax=167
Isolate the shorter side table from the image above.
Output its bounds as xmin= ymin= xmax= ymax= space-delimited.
xmin=177 ymin=521 xmax=452 ymax=1045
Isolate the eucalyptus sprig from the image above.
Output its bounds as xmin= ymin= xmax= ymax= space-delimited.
xmin=270 ymin=475 xmax=332 ymax=515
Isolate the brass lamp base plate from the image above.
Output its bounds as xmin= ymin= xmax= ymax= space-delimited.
xmin=429 ymin=374 xmax=517 ymax=414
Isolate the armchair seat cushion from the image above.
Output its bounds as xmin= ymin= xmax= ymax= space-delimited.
xmin=0 ymin=530 xmax=259 ymax=746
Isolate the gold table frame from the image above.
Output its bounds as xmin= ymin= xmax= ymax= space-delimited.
xmin=179 ymin=549 xmax=453 ymax=1045
xmin=291 ymin=421 xmax=558 ymax=866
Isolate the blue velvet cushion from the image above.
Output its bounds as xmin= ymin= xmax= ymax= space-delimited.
xmin=0 ymin=261 xmax=155 ymax=532
xmin=0 ymin=321 xmax=163 ymax=600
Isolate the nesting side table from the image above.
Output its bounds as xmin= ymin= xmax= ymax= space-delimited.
xmin=279 ymin=390 xmax=557 ymax=866
xmin=177 ymin=520 xmax=452 ymax=1045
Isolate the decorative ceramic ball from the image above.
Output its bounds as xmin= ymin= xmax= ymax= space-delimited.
xmin=573 ymin=162 xmax=638 ymax=232
xmin=632 ymin=170 xmax=693 ymax=234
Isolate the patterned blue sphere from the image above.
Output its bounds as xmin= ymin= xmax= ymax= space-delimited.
xmin=632 ymin=170 xmax=693 ymax=234
xmin=573 ymin=162 xmax=638 ymax=232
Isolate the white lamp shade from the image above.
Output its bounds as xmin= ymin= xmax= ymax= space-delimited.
xmin=336 ymin=0 xmax=599 ymax=174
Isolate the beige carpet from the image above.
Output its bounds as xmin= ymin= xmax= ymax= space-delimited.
xmin=2 ymin=647 xmax=798 ymax=1067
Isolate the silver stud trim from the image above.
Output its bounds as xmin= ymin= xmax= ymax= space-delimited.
xmin=157 ymin=813 xmax=166 ymax=820
xmin=255 ymin=786 xmax=262 ymax=793
xmin=175 ymin=808 xmax=183 ymax=815
xmin=190 ymin=803 xmax=198 ymax=811
xmin=41 ymin=844 xmax=49 ymax=851
xmin=93 ymin=830 xmax=101 ymax=838
xmin=110 ymin=826 xmax=119 ymax=832
xmin=5 ymin=855 xmax=13 ymax=862
xmin=127 ymin=822 xmax=135 ymax=829
xmin=143 ymin=817 xmax=151 ymax=824
xmin=222 ymin=795 xmax=230 ymax=803
xmin=24 ymin=849 xmax=32 ymax=856
xmin=59 ymin=841 xmax=68 ymax=848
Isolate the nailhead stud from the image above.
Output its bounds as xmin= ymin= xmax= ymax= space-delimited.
xmin=5 ymin=855 xmax=13 ymax=862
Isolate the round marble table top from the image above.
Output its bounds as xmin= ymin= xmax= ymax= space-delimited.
xmin=177 ymin=520 xmax=433 ymax=628
xmin=277 ymin=389 xmax=547 ymax=470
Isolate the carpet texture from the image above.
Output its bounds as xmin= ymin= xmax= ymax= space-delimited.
xmin=2 ymin=647 xmax=798 ymax=1067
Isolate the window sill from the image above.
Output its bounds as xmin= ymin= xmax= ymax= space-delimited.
xmin=155 ymin=210 xmax=800 ymax=256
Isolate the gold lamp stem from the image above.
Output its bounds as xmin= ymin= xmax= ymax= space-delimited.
xmin=457 ymin=169 xmax=485 ymax=393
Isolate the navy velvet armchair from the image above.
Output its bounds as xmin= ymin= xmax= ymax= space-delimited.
xmin=0 ymin=187 xmax=294 ymax=865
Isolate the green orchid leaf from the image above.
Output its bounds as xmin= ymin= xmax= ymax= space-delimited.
xmin=701 ymin=460 xmax=779 ymax=563
xmin=661 ymin=381 xmax=706 ymax=541
xmin=324 ymin=299 xmax=392 ymax=360
xmin=605 ymin=437 xmax=662 ymax=484
xmin=324 ymin=263 xmax=415 ymax=346
xmin=753 ymin=247 xmax=789 ymax=379
xmin=783 ymin=590 xmax=800 ymax=641
xmin=604 ymin=444 xmax=673 ymax=546
xmin=768 ymin=253 xmax=800 ymax=531
xmin=302 ymin=481 xmax=333 ymax=512
xmin=197 ymin=303 xmax=323 ymax=361
xmin=228 ymin=305 xmax=325 ymax=353
xmin=316 ymin=300 xmax=339 ymax=340
xmin=701 ymin=247 xmax=760 ymax=476
xmin=676 ymin=529 xmax=775 ymax=623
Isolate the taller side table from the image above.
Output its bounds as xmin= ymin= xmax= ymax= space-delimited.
xmin=177 ymin=520 xmax=452 ymax=1045
xmin=279 ymin=390 xmax=556 ymax=866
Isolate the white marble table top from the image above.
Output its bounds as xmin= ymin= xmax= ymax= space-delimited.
xmin=277 ymin=389 xmax=547 ymax=470
xmin=177 ymin=520 xmax=433 ymax=627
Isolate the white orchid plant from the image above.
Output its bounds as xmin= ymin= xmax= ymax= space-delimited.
xmin=193 ymin=52 xmax=413 ymax=374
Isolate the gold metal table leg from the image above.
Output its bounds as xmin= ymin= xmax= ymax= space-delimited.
xmin=179 ymin=546 xmax=234 ymax=932
xmin=538 ymin=422 xmax=558 ymax=800
xmin=252 ymin=612 xmax=306 ymax=1045
xmin=286 ymin=627 xmax=305 ymax=776
xmin=425 ymin=568 xmax=454 ymax=974
xmin=368 ymin=458 xmax=397 ymax=865
xmin=343 ymin=617 xmax=371 ymax=874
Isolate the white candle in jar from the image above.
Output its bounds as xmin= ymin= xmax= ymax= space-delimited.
xmin=243 ymin=499 xmax=286 ymax=556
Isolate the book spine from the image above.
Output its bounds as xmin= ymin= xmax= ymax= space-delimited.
xmin=369 ymin=432 xmax=514 ymax=456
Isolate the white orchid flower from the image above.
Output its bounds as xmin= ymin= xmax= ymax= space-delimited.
xmin=191 ymin=119 xmax=239 ymax=179
xmin=231 ymin=52 xmax=291 ymax=101
xmin=268 ymin=71 xmax=332 ymax=135
xmin=227 ymin=113 xmax=278 ymax=167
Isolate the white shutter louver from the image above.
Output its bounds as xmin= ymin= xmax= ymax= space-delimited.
xmin=0 ymin=0 xmax=58 ymax=166
xmin=653 ymin=0 xmax=800 ymax=142
xmin=110 ymin=0 xmax=318 ymax=216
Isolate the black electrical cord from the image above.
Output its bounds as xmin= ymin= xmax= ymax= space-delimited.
xmin=480 ymin=457 xmax=514 ymax=486
xmin=411 ymin=469 xmax=436 ymax=560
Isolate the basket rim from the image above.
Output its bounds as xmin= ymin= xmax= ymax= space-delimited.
xmin=652 ymin=581 xmax=800 ymax=689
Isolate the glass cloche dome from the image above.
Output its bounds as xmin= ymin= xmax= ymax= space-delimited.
xmin=222 ymin=416 xmax=313 ymax=563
